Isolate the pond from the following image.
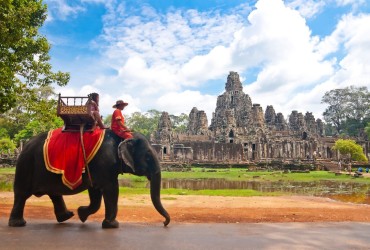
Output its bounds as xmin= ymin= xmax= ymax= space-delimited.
xmin=119 ymin=178 xmax=370 ymax=205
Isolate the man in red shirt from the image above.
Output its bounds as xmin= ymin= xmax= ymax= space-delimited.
xmin=111 ymin=100 xmax=133 ymax=139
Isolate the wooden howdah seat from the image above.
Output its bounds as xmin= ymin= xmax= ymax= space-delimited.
xmin=57 ymin=94 xmax=96 ymax=132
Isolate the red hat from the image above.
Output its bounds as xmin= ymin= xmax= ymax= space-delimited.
xmin=112 ymin=100 xmax=128 ymax=108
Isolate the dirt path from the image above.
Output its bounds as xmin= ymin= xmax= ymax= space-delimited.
xmin=1 ymin=192 xmax=369 ymax=224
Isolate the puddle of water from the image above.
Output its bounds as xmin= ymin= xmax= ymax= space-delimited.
xmin=119 ymin=178 xmax=370 ymax=205
xmin=323 ymin=193 xmax=370 ymax=205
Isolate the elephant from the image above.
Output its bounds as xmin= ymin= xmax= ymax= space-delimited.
xmin=8 ymin=130 xmax=170 ymax=228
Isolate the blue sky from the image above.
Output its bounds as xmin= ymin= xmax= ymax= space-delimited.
xmin=42 ymin=0 xmax=370 ymax=123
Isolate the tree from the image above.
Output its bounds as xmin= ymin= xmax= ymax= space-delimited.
xmin=103 ymin=114 xmax=112 ymax=126
xmin=170 ymin=113 xmax=189 ymax=133
xmin=0 ymin=0 xmax=69 ymax=113
xmin=321 ymin=88 xmax=350 ymax=134
xmin=1 ymin=85 xmax=64 ymax=143
xmin=0 ymin=127 xmax=16 ymax=155
xmin=14 ymin=118 xmax=63 ymax=144
xmin=332 ymin=139 xmax=368 ymax=163
xmin=0 ymin=138 xmax=16 ymax=154
xmin=322 ymin=86 xmax=370 ymax=136
xmin=125 ymin=110 xmax=189 ymax=138
xmin=346 ymin=86 xmax=370 ymax=121
xmin=126 ymin=110 xmax=162 ymax=138
xmin=365 ymin=123 xmax=370 ymax=140
xmin=0 ymin=127 xmax=9 ymax=138
xmin=343 ymin=117 xmax=370 ymax=137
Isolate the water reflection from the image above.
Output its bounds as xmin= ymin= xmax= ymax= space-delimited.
xmin=160 ymin=178 xmax=369 ymax=195
xmin=118 ymin=178 xmax=370 ymax=204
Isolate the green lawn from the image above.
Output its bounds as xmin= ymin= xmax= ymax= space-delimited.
xmin=0 ymin=168 xmax=15 ymax=175
xmin=1 ymin=167 xmax=369 ymax=197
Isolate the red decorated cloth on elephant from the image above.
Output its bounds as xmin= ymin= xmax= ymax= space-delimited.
xmin=43 ymin=127 xmax=105 ymax=190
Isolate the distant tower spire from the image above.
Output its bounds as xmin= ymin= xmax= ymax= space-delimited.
xmin=225 ymin=71 xmax=243 ymax=92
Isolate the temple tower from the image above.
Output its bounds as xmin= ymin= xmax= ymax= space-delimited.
xmin=210 ymin=71 xmax=253 ymax=142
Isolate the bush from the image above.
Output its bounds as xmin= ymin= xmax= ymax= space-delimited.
xmin=0 ymin=138 xmax=16 ymax=154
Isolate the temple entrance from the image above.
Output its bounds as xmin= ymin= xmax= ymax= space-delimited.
xmin=243 ymin=143 xmax=248 ymax=160
xmin=252 ymin=143 xmax=256 ymax=160
xmin=229 ymin=130 xmax=234 ymax=143
xmin=302 ymin=132 xmax=308 ymax=140
xmin=326 ymin=147 xmax=332 ymax=158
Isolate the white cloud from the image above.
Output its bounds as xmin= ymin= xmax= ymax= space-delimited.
xmin=45 ymin=0 xmax=85 ymax=20
xmin=226 ymin=0 xmax=333 ymax=118
xmin=335 ymin=0 xmax=367 ymax=13
xmin=156 ymin=91 xmax=217 ymax=120
xmin=336 ymin=0 xmax=365 ymax=7
xmin=50 ymin=0 xmax=370 ymax=124
xmin=320 ymin=13 xmax=370 ymax=86
xmin=85 ymin=3 xmax=248 ymax=118
xmin=286 ymin=0 xmax=326 ymax=18
xmin=98 ymin=4 xmax=245 ymax=75
xmin=275 ymin=10 xmax=370 ymax=118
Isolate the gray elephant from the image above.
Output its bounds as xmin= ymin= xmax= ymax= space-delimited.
xmin=8 ymin=130 xmax=170 ymax=228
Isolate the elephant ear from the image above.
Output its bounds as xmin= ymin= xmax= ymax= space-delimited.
xmin=118 ymin=139 xmax=136 ymax=172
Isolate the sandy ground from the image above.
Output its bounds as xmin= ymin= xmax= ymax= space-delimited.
xmin=1 ymin=192 xmax=370 ymax=224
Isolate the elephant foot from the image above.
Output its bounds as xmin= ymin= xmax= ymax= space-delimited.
xmin=102 ymin=219 xmax=119 ymax=229
xmin=8 ymin=217 xmax=26 ymax=227
xmin=77 ymin=206 xmax=90 ymax=223
xmin=56 ymin=211 xmax=74 ymax=223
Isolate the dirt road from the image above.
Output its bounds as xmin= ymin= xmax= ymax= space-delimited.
xmin=1 ymin=192 xmax=369 ymax=224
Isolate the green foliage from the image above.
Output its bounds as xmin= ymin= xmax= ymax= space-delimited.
xmin=322 ymin=86 xmax=370 ymax=136
xmin=170 ymin=113 xmax=189 ymax=133
xmin=365 ymin=123 xmax=370 ymax=140
xmin=321 ymin=88 xmax=349 ymax=134
xmin=332 ymin=139 xmax=368 ymax=162
xmin=0 ymin=127 xmax=9 ymax=138
xmin=0 ymin=110 xmax=28 ymax=139
xmin=126 ymin=110 xmax=189 ymax=138
xmin=126 ymin=109 xmax=162 ymax=138
xmin=0 ymin=0 xmax=69 ymax=113
xmin=103 ymin=114 xmax=112 ymax=126
xmin=0 ymin=181 xmax=13 ymax=192
xmin=1 ymin=85 xmax=64 ymax=143
xmin=14 ymin=117 xmax=63 ymax=144
xmin=0 ymin=138 xmax=16 ymax=154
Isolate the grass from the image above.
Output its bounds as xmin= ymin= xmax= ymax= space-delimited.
xmin=0 ymin=182 xmax=12 ymax=191
xmin=0 ymin=168 xmax=15 ymax=175
xmin=1 ymin=167 xmax=369 ymax=197
xmin=119 ymin=187 xmax=283 ymax=197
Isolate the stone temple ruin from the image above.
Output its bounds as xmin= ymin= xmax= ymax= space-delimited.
xmin=150 ymin=71 xmax=369 ymax=167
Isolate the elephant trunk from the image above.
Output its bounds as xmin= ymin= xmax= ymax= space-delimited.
xmin=150 ymin=172 xmax=170 ymax=226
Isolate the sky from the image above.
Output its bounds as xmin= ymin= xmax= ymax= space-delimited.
xmin=42 ymin=0 xmax=370 ymax=123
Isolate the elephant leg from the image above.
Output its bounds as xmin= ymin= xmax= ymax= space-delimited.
xmin=8 ymin=192 xmax=31 ymax=227
xmin=101 ymin=180 xmax=119 ymax=229
xmin=78 ymin=187 xmax=102 ymax=223
xmin=49 ymin=195 xmax=74 ymax=223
